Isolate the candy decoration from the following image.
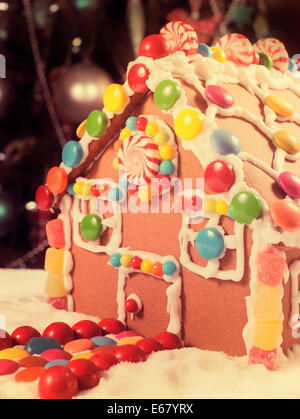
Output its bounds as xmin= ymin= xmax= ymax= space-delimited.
xmin=72 ymin=320 xmax=102 ymax=340
xmin=108 ymin=187 xmax=123 ymax=202
xmin=203 ymin=198 xmax=216 ymax=214
xmin=117 ymin=336 xmax=143 ymax=346
xmin=110 ymin=253 xmax=122 ymax=267
xmin=80 ymin=214 xmax=102 ymax=241
xmin=120 ymin=253 xmax=132 ymax=267
xmin=44 ymin=248 xmax=65 ymax=275
xmin=159 ymin=160 xmax=175 ymax=175
xmin=141 ymin=259 xmax=153 ymax=273
xmin=18 ymin=356 xmax=48 ymax=368
xmin=98 ymin=318 xmax=125 ymax=335
xmin=0 ymin=347 xmax=29 ymax=361
xmin=67 ymin=359 xmax=100 ymax=390
xmin=174 ymin=108 xmax=204 ymax=140
xmin=197 ymin=43 xmax=212 ymax=58
xmin=35 ymin=185 xmax=54 ymax=210
xmin=76 ymin=119 xmax=87 ymax=139
xmin=0 ymin=359 xmax=19 ymax=376
xmin=62 ymin=141 xmax=83 ymax=168
xmin=118 ymin=134 xmax=160 ymax=185
xmin=46 ymin=219 xmax=66 ymax=249
xmin=0 ymin=331 xmax=13 ymax=351
xmin=25 ymin=337 xmax=61 ymax=355
xmin=130 ymin=255 xmax=143 ymax=270
xmin=64 ymin=339 xmax=94 ymax=354
xmin=253 ymin=283 xmax=281 ymax=321
xmin=116 ymin=331 xmax=143 ymax=340
xmin=257 ymin=249 xmax=286 ymax=287
xmin=43 ymin=322 xmax=75 ymax=345
xmin=45 ymin=360 xmax=69 ymax=369
xmin=278 ymin=171 xmax=300 ymax=199
xmin=38 ymin=365 xmax=78 ymax=399
xmin=288 ymin=58 xmax=298 ymax=73
xmin=154 ymin=130 xmax=169 ymax=146
xmin=126 ymin=116 xmax=137 ymax=131
xmin=253 ymin=318 xmax=283 ymax=351
xmin=214 ymin=34 xmax=253 ymax=66
xmin=139 ymin=34 xmax=171 ymax=59
xmin=215 ymin=200 xmax=229 ymax=215
xmin=71 ymin=352 xmax=94 ymax=361
xmin=135 ymin=116 xmax=148 ymax=131
xmin=229 ymin=191 xmax=262 ymax=224
xmin=205 ymin=85 xmax=234 ymax=108
xmin=120 ymin=127 xmax=131 ymax=140
xmin=112 ymin=157 xmax=119 ymax=171
xmin=151 ymin=262 xmax=164 ymax=277
xmin=270 ymin=199 xmax=300 ymax=231
xmin=15 ymin=367 xmax=45 ymax=382
xmin=125 ymin=293 xmax=142 ymax=314
xmin=112 ymin=344 xmax=147 ymax=363
xmin=90 ymin=336 xmax=116 ymax=347
xmin=154 ymin=80 xmax=180 ymax=110
xmin=252 ymin=50 xmax=260 ymax=65
xmin=46 ymin=167 xmax=68 ymax=194
xmin=253 ymin=38 xmax=289 ymax=73
xmin=210 ymin=46 xmax=227 ymax=63
xmin=138 ymin=186 xmax=152 ymax=202
xmin=145 ymin=121 xmax=159 ymax=137
xmin=90 ymin=352 xmax=118 ymax=371
xmin=11 ymin=326 xmax=41 ymax=346
xmin=47 ymin=297 xmax=68 ymax=310
xmin=195 ymin=228 xmax=224 ymax=260
xmin=265 ymin=94 xmax=294 ymax=117
xmin=86 ymin=110 xmax=108 ymax=138
xmin=162 ymin=261 xmax=177 ymax=275
xmin=204 ymin=160 xmax=235 ymax=194
xmin=258 ymin=52 xmax=273 ymax=70
xmin=159 ymin=144 xmax=175 ymax=160
xmin=40 ymin=349 xmax=72 ymax=362
xmin=154 ymin=332 xmax=183 ymax=350
xmin=45 ymin=274 xmax=68 ymax=298
xmin=103 ymin=83 xmax=127 ymax=113
xmin=249 ymin=346 xmax=278 ymax=371
xmin=211 ymin=129 xmax=241 ymax=155
xmin=273 ymin=130 xmax=300 ymax=155
xmin=128 ymin=63 xmax=150 ymax=93
xmin=136 ymin=338 xmax=164 ymax=354
xmin=160 ymin=21 xmax=198 ymax=56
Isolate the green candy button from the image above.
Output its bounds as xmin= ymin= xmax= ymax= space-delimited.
xmin=229 ymin=191 xmax=262 ymax=225
xmin=154 ymin=80 xmax=180 ymax=110
xmin=259 ymin=52 xmax=273 ymax=71
xmin=86 ymin=110 xmax=108 ymax=138
xmin=80 ymin=214 xmax=103 ymax=241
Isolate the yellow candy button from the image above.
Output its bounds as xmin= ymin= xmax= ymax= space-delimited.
xmin=45 ymin=273 xmax=68 ymax=298
xmin=0 ymin=348 xmax=30 ymax=361
xmin=81 ymin=183 xmax=92 ymax=196
xmin=120 ymin=253 xmax=132 ymax=267
xmin=145 ymin=121 xmax=159 ymax=137
xmin=141 ymin=259 xmax=153 ymax=273
xmin=103 ymin=83 xmax=127 ymax=113
xmin=71 ymin=352 xmax=93 ymax=361
xmin=113 ymin=156 xmax=119 ymax=170
xmin=154 ymin=130 xmax=169 ymax=146
xmin=274 ymin=130 xmax=300 ymax=154
xmin=117 ymin=336 xmax=143 ymax=346
xmin=174 ymin=109 xmax=204 ymax=140
xmin=253 ymin=283 xmax=281 ymax=321
xmin=215 ymin=200 xmax=228 ymax=215
xmin=159 ymin=145 xmax=175 ymax=160
xmin=265 ymin=94 xmax=295 ymax=117
xmin=73 ymin=181 xmax=85 ymax=195
xmin=253 ymin=318 xmax=282 ymax=351
xmin=204 ymin=198 xmax=216 ymax=214
xmin=44 ymin=248 xmax=65 ymax=275
xmin=138 ymin=187 xmax=151 ymax=202
xmin=76 ymin=119 xmax=87 ymax=139
xmin=210 ymin=46 xmax=227 ymax=63
xmin=120 ymin=127 xmax=131 ymax=140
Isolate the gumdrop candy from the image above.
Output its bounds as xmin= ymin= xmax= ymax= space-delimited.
xmin=253 ymin=318 xmax=283 ymax=351
xmin=257 ymin=249 xmax=286 ymax=286
xmin=47 ymin=297 xmax=68 ymax=311
xmin=249 ymin=346 xmax=278 ymax=371
xmin=44 ymin=248 xmax=65 ymax=275
xmin=253 ymin=283 xmax=281 ymax=321
xmin=45 ymin=274 xmax=68 ymax=298
xmin=46 ymin=219 xmax=66 ymax=249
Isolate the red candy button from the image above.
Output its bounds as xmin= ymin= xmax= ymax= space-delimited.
xmin=98 ymin=318 xmax=125 ymax=335
xmin=43 ymin=322 xmax=74 ymax=345
xmin=11 ymin=326 xmax=41 ymax=346
xmin=38 ymin=365 xmax=78 ymax=399
xmin=154 ymin=332 xmax=183 ymax=350
xmin=135 ymin=116 xmax=148 ymax=132
xmin=139 ymin=34 xmax=171 ymax=59
xmin=112 ymin=344 xmax=147 ymax=363
xmin=0 ymin=359 xmax=19 ymax=376
xmin=67 ymin=359 xmax=101 ymax=390
xmin=90 ymin=352 xmax=119 ymax=371
xmin=130 ymin=255 xmax=143 ymax=270
xmin=124 ymin=299 xmax=138 ymax=313
xmin=204 ymin=160 xmax=235 ymax=194
xmin=72 ymin=320 xmax=102 ymax=340
xmin=35 ymin=185 xmax=54 ymax=210
xmin=128 ymin=63 xmax=150 ymax=93
xmin=136 ymin=338 xmax=164 ymax=355
xmin=40 ymin=349 xmax=72 ymax=362
xmin=0 ymin=330 xmax=13 ymax=350
xmin=46 ymin=167 xmax=68 ymax=194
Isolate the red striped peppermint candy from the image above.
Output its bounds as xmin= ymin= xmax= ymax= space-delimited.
xmin=214 ymin=33 xmax=253 ymax=66
xmin=118 ymin=134 xmax=161 ymax=186
xmin=253 ymin=38 xmax=289 ymax=73
xmin=160 ymin=21 xmax=198 ymax=56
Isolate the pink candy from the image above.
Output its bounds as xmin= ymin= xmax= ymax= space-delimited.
xmin=46 ymin=219 xmax=66 ymax=249
xmin=257 ymin=249 xmax=286 ymax=286
xmin=205 ymin=85 xmax=234 ymax=108
xmin=249 ymin=346 xmax=278 ymax=371
xmin=278 ymin=171 xmax=300 ymax=199
xmin=0 ymin=359 xmax=19 ymax=376
xmin=40 ymin=349 xmax=72 ymax=362
xmin=47 ymin=297 xmax=68 ymax=311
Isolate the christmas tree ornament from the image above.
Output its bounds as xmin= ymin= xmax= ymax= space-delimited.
xmin=229 ymin=1 xmax=253 ymax=29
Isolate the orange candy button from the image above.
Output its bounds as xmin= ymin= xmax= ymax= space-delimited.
xmin=15 ymin=367 xmax=45 ymax=383
xmin=18 ymin=356 xmax=48 ymax=368
xmin=270 ymin=199 xmax=300 ymax=231
xmin=92 ymin=345 xmax=116 ymax=354
xmin=46 ymin=167 xmax=68 ymax=194
xmin=64 ymin=339 xmax=95 ymax=354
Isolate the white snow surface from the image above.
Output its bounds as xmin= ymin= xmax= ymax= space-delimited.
xmin=0 ymin=269 xmax=300 ymax=399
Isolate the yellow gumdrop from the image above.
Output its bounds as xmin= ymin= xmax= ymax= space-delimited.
xmin=141 ymin=259 xmax=153 ymax=273
xmin=113 ymin=157 xmax=119 ymax=170
xmin=76 ymin=119 xmax=87 ymax=139
xmin=120 ymin=253 xmax=132 ymax=268
xmin=265 ymin=94 xmax=295 ymax=117
xmin=154 ymin=130 xmax=169 ymax=146
xmin=253 ymin=283 xmax=281 ymax=321
xmin=274 ymin=130 xmax=300 ymax=154
xmin=117 ymin=336 xmax=143 ymax=346
xmin=103 ymin=83 xmax=127 ymax=113
xmin=71 ymin=352 xmax=93 ymax=361
xmin=44 ymin=248 xmax=65 ymax=275
xmin=138 ymin=187 xmax=151 ymax=202
xmin=211 ymin=46 xmax=227 ymax=63
xmin=159 ymin=144 xmax=175 ymax=160
xmin=253 ymin=318 xmax=283 ymax=351
xmin=45 ymin=274 xmax=68 ymax=298
xmin=73 ymin=181 xmax=85 ymax=195
xmin=145 ymin=121 xmax=159 ymax=137
xmin=215 ymin=200 xmax=229 ymax=215
xmin=204 ymin=198 xmax=216 ymax=214
xmin=174 ymin=109 xmax=204 ymax=140
xmin=0 ymin=348 xmax=30 ymax=361
xmin=120 ymin=127 xmax=131 ymax=140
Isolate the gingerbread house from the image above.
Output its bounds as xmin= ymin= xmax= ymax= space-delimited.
xmin=36 ymin=22 xmax=300 ymax=370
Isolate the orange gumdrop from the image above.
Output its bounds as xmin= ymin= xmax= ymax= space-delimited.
xmin=270 ymin=199 xmax=300 ymax=231
xmin=46 ymin=167 xmax=68 ymax=194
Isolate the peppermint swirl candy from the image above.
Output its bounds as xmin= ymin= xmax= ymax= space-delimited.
xmin=253 ymin=38 xmax=289 ymax=73
xmin=160 ymin=21 xmax=198 ymax=56
xmin=118 ymin=134 xmax=161 ymax=186
xmin=214 ymin=33 xmax=253 ymax=66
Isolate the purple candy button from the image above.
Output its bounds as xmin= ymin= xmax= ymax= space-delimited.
xmin=278 ymin=171 xmax=300 ymax=199
xmin=205 ymin=85 xmax=234 ymax=108
xmin=0 ymin=359 xmax=19 ymax=376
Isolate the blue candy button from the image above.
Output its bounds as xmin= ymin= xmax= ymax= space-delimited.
xmin=25 ymin=337 xmax=61 ymax=355
xmin=211 ymin=129 xmax=241 ymax=155
xmin=110 ymin=253 xmax=122 ymax=267
xmin=160 ymin=160 xmax=175 ymax=175
xmin=91 ymin=336 xmax=117 ymax=347
xmin=197 ymin=43 xmax=212 ymax=58
xmin=196 ymin=228 xmax=224 ymax=260
xmin=126 ymin=116 xmax=137 ymax=131
xmin=109 ymin=187 xmax=123 ymax=202
xmin=62 ymin=140 xmax=83 ymax=168
xmin=289 ymin=58 xmax=298 ymax=74
xmin=67 ymin=182 xmax=76 ymax=195
xmin=45 ymin=359 xmax=70 ymax=369
xmin=162 ymin=261 xmax=177 ymax=275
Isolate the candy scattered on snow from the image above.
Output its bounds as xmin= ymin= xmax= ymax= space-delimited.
xmin=154 ymin=332 xmax=183 ymax=350
xmin=15 ymin=367 xmax=45 ymax=382
xmin=38 ymin=365 xmax=78 ymax=399
xmin=63 ymin=339 xmax=95 ymax=354
xmin=72 ymin=320 xmax=102 ymax=340
xmin=42 ymin=322 xmax=75 ymax=345
xmin=98 ymin=318 xmax=125 ymax=335
xmin=90 ymin=336 xmax=117 ymax=347
xmin=90 ymin=352 xmax=119 ymax=371
xmin=67 ymin=359 xmax=101 ymax=390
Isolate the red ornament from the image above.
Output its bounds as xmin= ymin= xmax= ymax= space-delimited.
xmin=136 ymin=338 xmax=164 ymax=355
xmin=128 ymin=64 xmax=150 ymax=93
xmin=154 ymin=331 xmax=183 ymax=350
xmin=98 ymin=318 xmax=125 ymax=335
xmin=72 ymin=320 xmax=102 ymax=339
xmin=124 ymin=299 xmax=138 ymax=313
xmin=112 ymin=344 xmax=147 ymax=363
xmin=204 ymin=160 xmax=235 ymax=194
xmin=0 ymin=330 xmax=13 ymax=350
xmin=135 ymin=116 xmax=148 ymax=132
xmin=67 ymin=359 xmax=101 ymax=390
xmin=90 ymin=352 xmax=119 ymax=371
xmin=139 ymin=34 xmax=171 ymax=59
xmin=130 ymin=255 xmax=143 ymax=270
xmin=42 ymin=322 xmax=75 ymax=345
xmin=11 ymin=326 xmax=41 ymax=346
xmin=38 ymin=365 xmax=78 ymax=399
xmin=35 ymin=185 xmax=54 ymax=210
